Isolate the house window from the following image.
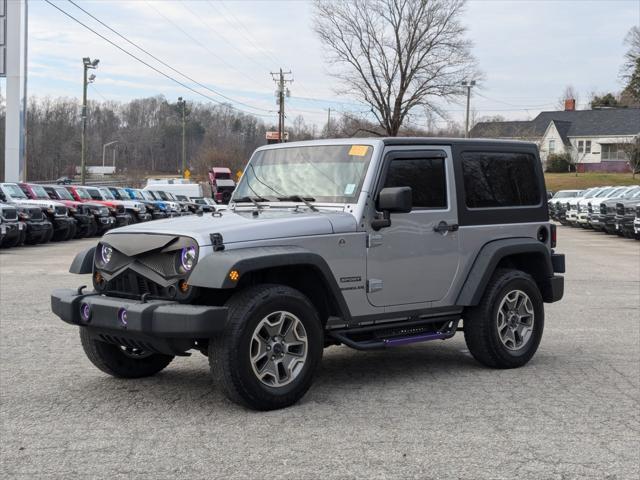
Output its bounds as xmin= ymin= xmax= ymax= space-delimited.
xmin=601 ymin=144 xmax=629 ymax=161
xmin=548 ymin=139 xmax=555 ymax=153
xmin=578 ymin=140 xmax=584 ymax=153
xmin=585 ymin=141 xmax=591 ymax=154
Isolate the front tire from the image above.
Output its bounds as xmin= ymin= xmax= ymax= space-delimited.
xmin=464 ymin=269 xmax=544 ymax=369
xmin=79 ymin=328 xmax=174 ymax=378
xmin=209 ymin=284 xmax=323 ymax=410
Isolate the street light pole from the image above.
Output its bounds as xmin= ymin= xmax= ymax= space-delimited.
xmin=102 ymin=140 xmax=118 ymax=167
xmin=178 ymin=97 xmax=186 ymax=175
xmin=462 ymin=80 xmax=476 ymax=139
xmin=81 ymin=57 xmax=99 ymax=185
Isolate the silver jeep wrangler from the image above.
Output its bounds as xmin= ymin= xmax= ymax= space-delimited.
xmin=51 ymin=138 xmax=565 ymax=410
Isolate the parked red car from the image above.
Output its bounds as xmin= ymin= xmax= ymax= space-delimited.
xmin=42 ymin=184 xmax=108 ymax=237
xmin=65 ymin=185 xmax=128 ymax=230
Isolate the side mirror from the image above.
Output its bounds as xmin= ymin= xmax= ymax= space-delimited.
xmin=372 ymin=187 xmax=412 ymax=230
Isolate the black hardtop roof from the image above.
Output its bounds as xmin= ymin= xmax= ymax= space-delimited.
xmin=381 ymin=137 xmax=537 ymax=148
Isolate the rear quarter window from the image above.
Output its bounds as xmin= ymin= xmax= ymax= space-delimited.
xmin=461 ymin=152 xmax=541 ymax=208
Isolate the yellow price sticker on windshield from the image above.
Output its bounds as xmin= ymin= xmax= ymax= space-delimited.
xmin=349 ymin=145 xmax=369 ymax=157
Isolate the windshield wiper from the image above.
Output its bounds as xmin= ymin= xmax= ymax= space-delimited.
xmin=277 ymin=195 xmax=318 ymax=212
xmin=234 ymin=195 xmax=269 ymax=210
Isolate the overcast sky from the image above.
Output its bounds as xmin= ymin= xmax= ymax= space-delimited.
xmin=12 ymin=0 xmax=640 ymax=129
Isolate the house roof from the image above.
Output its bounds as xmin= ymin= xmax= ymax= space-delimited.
xmin=471 ymin=108 xmax=640 ymax=139
xmin=550 ymin=120 xmax=572 ymax=146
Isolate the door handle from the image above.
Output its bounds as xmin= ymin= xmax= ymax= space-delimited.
xmin=434 ymin=221 xmax=459 ymax=233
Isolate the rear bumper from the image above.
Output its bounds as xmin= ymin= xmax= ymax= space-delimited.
xmin=135 ymin=212 xmax=152 ymax=222
xmin=51 ymin=288 xmax=229 ymax=354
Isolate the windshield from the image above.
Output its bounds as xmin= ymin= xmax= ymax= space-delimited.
xmin=553 ymin=191 xmax=578 ymax=199
xmin=55 ymin=187 xmax=74 ymax=201
xmin=142 ymin=190 xmax=157 ymax=201
xmin=154 ymin=191 xmax=170 ymax=201
xmin=191 ymin=198 xmax=205 ymax=204
xmin=99 ymin=188 xmax=115 ymax=200
xmin=233 ymin=144 xmax=373 ymax=203
xmin=74 ymin=188 xmax=92 ymax=200
xmin=2 ymin=184 xmax=28 ymax=199
xmin=84 ymin=188 xmax=103 ymax=201
xmin=31 ymin=185 xmax=50 ymax=199
xmin=594 ymin=188 xmax=612 ymax=198
xmin=625 ymin=187 xmax=640 ymax=199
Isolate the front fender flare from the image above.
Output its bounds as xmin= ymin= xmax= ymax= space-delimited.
xmin=188 ymin=245 xmax=351 ymax=319
xmin=69 ymin=246 xmax=96 ymax=274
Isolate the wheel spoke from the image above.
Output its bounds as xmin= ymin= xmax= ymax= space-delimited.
xmin=249 ymin=310 xmax=308 ymax=388
xmin=496 ymin=289 xmax=535 ymax=351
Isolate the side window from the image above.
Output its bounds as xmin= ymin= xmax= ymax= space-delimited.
xmin=461 ymin=152 xmax=541 ymax=208
xmin=383 ymin=157 xmax=447 ymax=209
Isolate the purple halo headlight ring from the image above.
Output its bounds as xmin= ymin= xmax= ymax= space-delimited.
xmin=100 ymin=244 xmax=113 ymax=264
xmin=117 ymin=307 xmax=128 ymax=327
xmin=180 ymin=246 xmax=197 ymax=272
xmin=80 ymin=303 xmax=91 ymax=322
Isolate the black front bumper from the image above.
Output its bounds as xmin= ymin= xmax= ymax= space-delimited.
xmin=115 ymin=214 xmax=130 ymax=227
xmin=51 ymin=288 xmax=228 ymax=355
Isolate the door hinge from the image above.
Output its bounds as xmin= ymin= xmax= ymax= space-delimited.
xmin=367 ymin=279 xmax=383 ymax=293
xmin=367 ymin=233 xmax=383 ymax=248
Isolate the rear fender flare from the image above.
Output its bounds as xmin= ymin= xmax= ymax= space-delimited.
xmin=456 ymin=238 xmax=553 ymax=306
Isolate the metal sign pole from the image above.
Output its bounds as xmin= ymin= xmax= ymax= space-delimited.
xmin=2 ymin=0 xmax=28 ymax=182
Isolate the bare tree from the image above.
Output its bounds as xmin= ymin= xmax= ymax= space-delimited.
xmin=313 ymin=0 xmax=477 ymax=136
xmin=621 ymin=26 xmax=640 ymax=83
xmin=620 ymin=136 xmax=640 ymax=178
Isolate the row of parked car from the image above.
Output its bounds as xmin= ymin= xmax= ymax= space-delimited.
xmin=0 ymin=182 xmax=219 ymax=248
xmin=548 ymin=185 xmax=640 ymax=239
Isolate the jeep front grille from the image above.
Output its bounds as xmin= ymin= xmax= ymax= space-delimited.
xmin=109 ymin=271 xmax=165 ymax=298
xmin=2 ymin=208 xmax=18 ymax=220
xmin=27 ymin=207 xmax=44 ymax=220
xmin=54 ymin=205 xmax=67 ymax=216
xmin=600 ymin=204 xmax=607 ymax=215
xmin=616 ymin=203 xmax=625 ymax=215
xmin=116 ymin=205 xmax=125 ymax=214
xmin=636 ymin=206 xmax=640 ymax=218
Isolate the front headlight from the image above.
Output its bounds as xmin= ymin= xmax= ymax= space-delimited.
xmin=100 ymin=243 xmax=113 ymax=264
xmin=69 ymin=207 xmax=77 ymax=214
xmin=178 ymin=246 xmax=197 ymax=272
xmin=18 ymin=212 xmax=31 ymax=221
xmin=108 ymin=206 xmax=116 ymax=213
xmin=46 ymin=207 xmax=55 ymax=214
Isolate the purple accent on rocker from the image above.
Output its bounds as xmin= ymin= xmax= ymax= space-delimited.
xmin=384 ymin=332 xmax=451 ymax=347
xmin=118 ymin=307 xmax=128 ymax=326
xmin=80 ymin=303 xmax=91 ymax=321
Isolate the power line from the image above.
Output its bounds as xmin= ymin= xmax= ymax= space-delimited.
xmin=43 ymin=0 xmax=274 ymax=118
xmin=143 ymin=0 xmax=269 ymax=89
xmin=67 ymin=0 xmax=274 ymax=114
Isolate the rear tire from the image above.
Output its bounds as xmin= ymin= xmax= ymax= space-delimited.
xmin=209 ymin=284 xmax=323 ymax=410
xmin=79 ymin=328 xmax=174 ymax=378
xmin=464 ymin=269 xmax=544 ymax=369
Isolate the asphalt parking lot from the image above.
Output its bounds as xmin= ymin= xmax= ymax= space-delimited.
xmin=1 ymin=226 xmax=638 ymax=479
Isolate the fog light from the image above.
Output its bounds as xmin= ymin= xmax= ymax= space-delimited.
xmin=117 ymin=307 xmax=128 ymax=327
xmin=179 ymin=280 xmax=189 ymax=293
xmin=80 ymin=303 xmax=91 ymax=322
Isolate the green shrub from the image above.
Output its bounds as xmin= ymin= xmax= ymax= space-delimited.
xmin=546 ymin=153 xmax=575 ymax=173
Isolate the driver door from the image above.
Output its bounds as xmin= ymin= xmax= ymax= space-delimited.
xmin=366 ymin=148 xmax=460 ymax=307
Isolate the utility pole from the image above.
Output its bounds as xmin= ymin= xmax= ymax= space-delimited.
xmin=3 ymin=0 xmax=28 ymax=182
xmin=177 ymin=97 xmax=187 ymax=175
xmin=81 ymin=57 xmax=99 ymax=185
xmin=462 ymin=80 xmax=476 ymax=139
xmin=270 ymin=69 xmax=293 ymax=143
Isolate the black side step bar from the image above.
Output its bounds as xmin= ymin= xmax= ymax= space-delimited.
xmin=328 ymin=316 xmax=460 ymax=351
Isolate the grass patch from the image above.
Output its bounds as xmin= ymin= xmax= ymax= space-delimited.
xmin=544 ymin=173 xmax=638 ymax=192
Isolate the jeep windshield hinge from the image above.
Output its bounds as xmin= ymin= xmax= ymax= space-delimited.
xmin=367 ymin=279 xmax=383 ymax=293
xmin=367 ymin=234 xmax=383 ymax=248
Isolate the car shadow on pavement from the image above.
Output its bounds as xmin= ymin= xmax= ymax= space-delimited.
xmin=73 ymin=341 xmax=513 ymax=411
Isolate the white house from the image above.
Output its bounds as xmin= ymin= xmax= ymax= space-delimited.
xmin=470 ymin=103 xmax=640 ymax=172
